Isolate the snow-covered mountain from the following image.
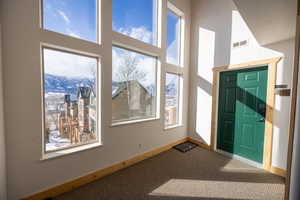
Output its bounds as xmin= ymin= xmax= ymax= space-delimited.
xmin=44 ymin=74 xmax=95 ymax=97
xmin=45 ymin=74 xmax=176 ymax=98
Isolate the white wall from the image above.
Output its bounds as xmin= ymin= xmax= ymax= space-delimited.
xmin=189 ymin=0 xmax=296 ymax=170
xmin=1 ymin=0 xmax=191 ymax=199
xmin=0 ymin=21 xmax=7 ymax=200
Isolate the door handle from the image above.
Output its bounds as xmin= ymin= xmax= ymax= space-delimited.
xmin=257 ymin=118 xmax=265 ymax=122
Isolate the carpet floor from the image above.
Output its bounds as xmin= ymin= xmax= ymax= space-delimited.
xmin=55 ymin=147 xmax=285 ymax=200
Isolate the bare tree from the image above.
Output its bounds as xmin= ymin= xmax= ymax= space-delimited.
xmin=115 ymin=52 xmax=146 ymax=83
xmin=114 ymin=51 xmax=146 ymax=110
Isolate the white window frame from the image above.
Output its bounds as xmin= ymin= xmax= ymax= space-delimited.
xmin=111 ymin=45 xmax=160 ymax=126
xmin=39 ymin=0 xmax=103 ymax=159
xmin=110 ymin=0 xmax=163 ymax=126
xmin=166 ymin=1 xmax=185 ymax=67
xmin=164 ymin=72 xmax=183 ymax=129
xmin=164 ymin=2 xmax=184 ymax=129
xmin=41 ymin=44 xmax=102 ymax=159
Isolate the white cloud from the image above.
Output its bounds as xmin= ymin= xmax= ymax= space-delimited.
xmin=57 ymin=10 xmax=70 ymax=24
xmin=166 ymin=20 xmax=181 ymax=65
xmin=166 ymin=39 xmax=180 ymax=65
xmin=44 ymin=49 xmax=97 ymax=79
xmin=118 ymin=26 xmax=152 ymax=44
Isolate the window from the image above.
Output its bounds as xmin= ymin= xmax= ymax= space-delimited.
xmin=164 ymin=3 xmax=184 ymax=129
xmin=112 ymin=0 xmax=158 ymax=45
xmin=43 ymin=48 xmax=99 ymax=152
xmin=166 ymin=10 xmax=181 ymax=65
xmin=112 ymin=46 xmax=157 ymax=123
xmin=42 ymin=0 xmax=97 ymax=42
xmin=165 ymin=73 xmax=181 ymax=127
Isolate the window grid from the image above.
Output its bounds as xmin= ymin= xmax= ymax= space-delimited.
xmin=164 ymin=72 xmax=182 ymax=128
xmin=166 ymin=10 xmax=182 ymax=66
xmin=40 ymin=0 xmax=102 ymax=156
xmin=39 ymin=0 xmax=186 ymax=156
xmin=164 ymin=2 xmax=184 ymax=128
xmin=41 ymin=46 xmax=100 ymax=153
xmin=111 ymin=45 xmax=159 ymax=125
xmin=110 ymin=0 xmax=163 ymax=125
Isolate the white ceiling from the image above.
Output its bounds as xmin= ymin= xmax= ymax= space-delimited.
xmin=233 ymin=0 xmax=297 ymax=45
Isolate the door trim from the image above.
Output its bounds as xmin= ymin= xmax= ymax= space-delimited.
xmin=211 ymin=57 xmax=282 ymax=172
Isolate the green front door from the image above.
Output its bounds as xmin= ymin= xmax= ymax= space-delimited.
xmin=217 ymin=66 xmax=268 ymax=163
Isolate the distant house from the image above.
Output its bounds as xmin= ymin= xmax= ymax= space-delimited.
xmin=58 ymin=87 xmax=97 ymax=144
xmin=77 ymin=87 xmax=96 ymax=133
xmin=112 ymin=80 xmax=155 ymax=121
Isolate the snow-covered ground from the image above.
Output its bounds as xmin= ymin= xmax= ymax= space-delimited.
xmin=46 ymin=130 xmax=71 ymax=151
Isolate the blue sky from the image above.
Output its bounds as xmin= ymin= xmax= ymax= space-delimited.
xmin=112 ymin=0 xmax=155 ymax=31
xmin=112 ymin=0 xmax=157 ymax=45
xmin=166 ymin=11 xmax=180 ymax=65
xmin=43 ymin=0 xmax=176 ymax=47
xmin=43 ymin=0 xmax=179 ymax=80
xmin=43 ymin=0 xmax=97 ymax=42
xmin=167 ymin=11 xmax=179 ymax=51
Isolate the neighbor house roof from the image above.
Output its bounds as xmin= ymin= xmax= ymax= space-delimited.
xmin=112 ymin=80 xmax=153 ymax=99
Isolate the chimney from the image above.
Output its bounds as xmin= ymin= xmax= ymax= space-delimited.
xmin=64 ymin=94 xmax=71 ymax=117
xmin=78 ymin=87 xmax=91 ymax=132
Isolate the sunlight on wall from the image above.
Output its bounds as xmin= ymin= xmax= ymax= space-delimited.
xmin=197 ymin=27 xmax=215 ymax=81
xmin=272 ymin=101 xmax=289 ymax=169
xmin=196 ymin=86 xmax=211 ymax=144
xmin=194 ymin=27 xmax=215 ymax=144
xmin=230 ymin=10 xmax=283 ymax=64
xmin=149 ymin=179 xmax=282 ymax=199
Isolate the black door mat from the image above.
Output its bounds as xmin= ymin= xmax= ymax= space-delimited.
xmin=173 ymin=141 xmax=198 ymax=153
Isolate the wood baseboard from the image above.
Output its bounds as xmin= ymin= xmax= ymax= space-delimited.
xmin=188 ymin=137 xmax=211 ymax=150
xmin=270 ymin=166 xmax=286 ymax=178
xmin=22 ymin=138 xmax=188 ymax=200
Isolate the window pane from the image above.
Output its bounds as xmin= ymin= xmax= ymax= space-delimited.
xmin=166 ymin=11 xmax=181 ymax=65
xmin=165 ymin=73 xmax=180 ymax=127
xmin=43 ymin=0 xmax=97 ymax=42
xmin=112 ymin=0 xmax=157 ymax=45
xmin=112 ymin=46 xmax=157 ymax=122
xmin=43 ymin=48 xmax=98 ymax=152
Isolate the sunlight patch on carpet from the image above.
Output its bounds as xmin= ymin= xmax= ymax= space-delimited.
xmin=149 ymin=179 xmax=284 ymax=199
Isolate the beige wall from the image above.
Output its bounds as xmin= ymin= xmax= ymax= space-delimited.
xmin=188 ymin=0 xmax=296 ymax=170
xmin=0 ymin=21 xmax=7 ymax=200
xmin=1 ymin=0 xmax=191 ymax=199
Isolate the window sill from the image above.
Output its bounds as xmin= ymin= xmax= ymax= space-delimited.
xmin=111 ymin=117 xmax=160 ymax=127
xmin=164 ymin=124 xmax=183 ymax=130
xmin=41 ymin=142 xmax=102 ymax=161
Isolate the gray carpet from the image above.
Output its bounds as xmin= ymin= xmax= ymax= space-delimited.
xmin=55 ymin=147 xmax=285 ymax=200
